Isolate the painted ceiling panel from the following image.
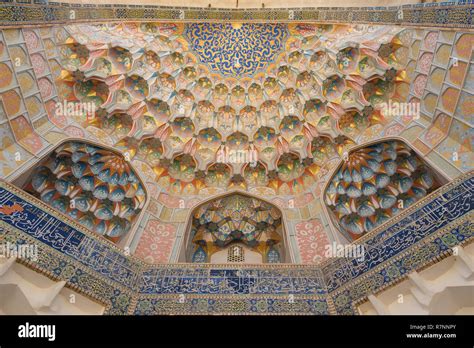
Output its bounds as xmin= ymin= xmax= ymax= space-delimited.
xmin=49 ymin=22 xmax=412 ymax=198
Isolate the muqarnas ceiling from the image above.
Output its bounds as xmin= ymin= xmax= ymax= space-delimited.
xmin=324 ymin=140 xmax=441 ymax=241
xmin=55 ymin=22 xmax=412 ymax=197
xmin=23 ymin=141 xmax=146 ymax=243
xmin=189 ymin=194 xmax=283 ymax=263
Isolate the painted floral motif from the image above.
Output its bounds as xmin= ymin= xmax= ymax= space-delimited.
xmin=31 ymin=53 xmax=48 ymax=76
xmin=295 ymin=219 xmax=330 ymax=264
xmin=417 ymin=52 xmax=433 ymax=74
xmin=17 ymin=72 xmax=36 ymax=95
xmin=1 ymin=90 xmax=21 ymax=117
xmin=413 ymin=74 xmax=427 ymax=97
xmin=64 ymin=125 xmax=85 ymax=138
xmin=423 ymin=31 xmax=438 ymax=51
xmin=38 ymin=77 xmax=53 ymax=99
xmin=45 ymin=99 xmax=67 ymax=129
xmin=185 ymin=23 xmax=288 ymax=77
xmin=419 ymin=113 xmax=451 ymax=148
xmin=436 ymin=119 xmax=474 ymax=172
xmin=135 ymin=219 xmax=177 ymax=263
xmin=384 ymin=122 xmax=405 ymax=137
xmin=23 ymin=30 xmax=41 ymax=52
xmin=0 ymin=63 xmax=13 ymax=89
xmin=10 ymin=116 xmax=44 ymax=154
xmin=158 ymin=192 xmax=183 ymax=208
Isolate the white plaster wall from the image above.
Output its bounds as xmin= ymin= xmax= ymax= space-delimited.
xmin=0 ymin=258 xmax=105 ymax=315
xmin=358 ymin=243 xmax=474 ymax=315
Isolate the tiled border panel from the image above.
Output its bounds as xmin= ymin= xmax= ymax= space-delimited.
xmin=0 ymin=2 xmax=473 ymax=29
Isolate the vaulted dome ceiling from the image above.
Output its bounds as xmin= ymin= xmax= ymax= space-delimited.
xmin=55 ymin=22 xmax=412 ymax=197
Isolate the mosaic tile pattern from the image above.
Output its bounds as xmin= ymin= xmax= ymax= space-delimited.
xmin=139 ymin=266 xmax=326 ymax=295
xmin=0 ymin=225 xmax=134 ymax=315
xmin=330 ymin=217 xmax=473 ymax=314
xmin=0 ymin=3 xmax=473 ymax=28
xmin=134 ymin=296 xmax=329 ymax=315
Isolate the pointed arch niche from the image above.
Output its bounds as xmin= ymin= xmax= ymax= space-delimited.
xmin=12 ymin=139 xmax=149 ymax=247
xmin=323 ymin=138 xmax=449 ymax=242
xmin=179 ymin=192 xmax=292 ymax=264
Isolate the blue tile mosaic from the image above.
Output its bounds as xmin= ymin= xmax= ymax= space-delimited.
xmin=0 ymin=2 xmax=472 ymax=28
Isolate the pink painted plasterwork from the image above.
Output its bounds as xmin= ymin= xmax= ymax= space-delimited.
xmin=295 ymin=219 xmax=330 ymax=264
xmin=135 ymin=219 xmax=177 ymax=263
